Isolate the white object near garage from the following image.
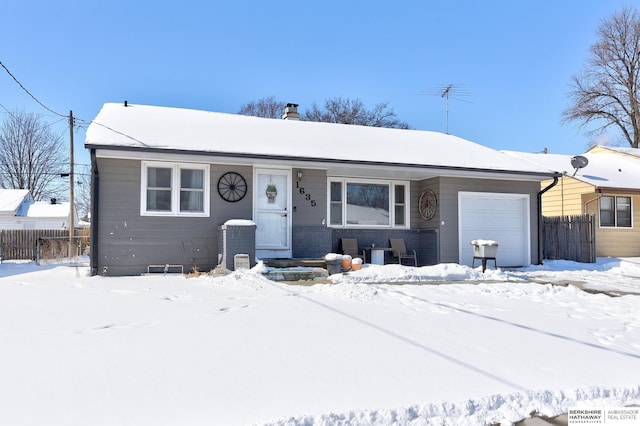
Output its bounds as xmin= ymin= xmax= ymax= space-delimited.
xmin=458 ymin=192 xmax=531 ymax=267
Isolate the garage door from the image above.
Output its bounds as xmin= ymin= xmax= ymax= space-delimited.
xmin=458 ymin=192 xmax=530 ymax=267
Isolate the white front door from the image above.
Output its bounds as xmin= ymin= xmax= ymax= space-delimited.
xmin=254 ymin=168 xmax=292 ymax=258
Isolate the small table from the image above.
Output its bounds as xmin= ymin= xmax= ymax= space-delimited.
xmin=365 ymin=247 xmax=393 ymax=265
xmin=472 ymin=256 xmax=497 ymax=273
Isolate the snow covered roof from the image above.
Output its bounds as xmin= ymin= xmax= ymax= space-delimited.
xmin=85 ymin=103 xmax=556 ymax=179
xmin=587 ymin=145 xmax=640 ymax=158
xmin=0 ymin=189 xmax=32 ymax=214
xmin=503 ymin=150 xmax=640 ymax=190
xmin=25 ymin=201 xmax=70 ymax=218
xmin=0 ymin=190 xmax=70 ymax=219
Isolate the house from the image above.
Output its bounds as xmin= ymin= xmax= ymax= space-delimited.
xmin=84 ymin=102 xmax=558 ymax=276
xmin=504 ymin=149 xmax=640 ymax=258
xmin=587 ymin=144 xmax=640 ymax=159
xmin=0 ymin=189 xmax=72 ymax=230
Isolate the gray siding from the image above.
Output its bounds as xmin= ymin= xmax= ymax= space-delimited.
xmin=290 ymin=168 xmax=332 ymax=258
xmin=95 ymin=158 xmax=253 ymax=276
xmin=412 ymin=179 xmax=440 ymax=230
xmin=291 ymin=168 xmax=328 ymax=226
xmin=434 ymin=177 xmax=540 ymax=264
xmin=94 ymin=158 xmax=540 ymax=274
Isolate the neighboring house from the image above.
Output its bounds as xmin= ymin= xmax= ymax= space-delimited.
xmin=84 ymin=102 xmax=558 ymax=276
xmin=0 ymin=189 xmax=33 ymax=228
xmin=504 ymin=149 xmax=640 ymax=258
xmin=587 ymin=145 xmax=640 ymax=159
xmin=0 ymin=189 xmax=73 ymax=230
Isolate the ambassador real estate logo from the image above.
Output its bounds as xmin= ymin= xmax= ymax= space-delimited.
xmin=568 ymin=407 xmax=639 ymax=425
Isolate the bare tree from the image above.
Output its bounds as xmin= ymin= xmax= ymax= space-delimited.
xmin=238 ymin=96 xmax=286 ymax=119
xmin=302 ymin=97 xmax=410 ymax=129
xmin=564 ymin=7 xmax=640 ymax=148
xmin=0 ymin=110 xmax=67 ymax=200
xmin=240 ymin=96 xmax=411 ymax=128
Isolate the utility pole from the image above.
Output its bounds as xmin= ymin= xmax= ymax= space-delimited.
xmin=69 ymin=110 xmax=74 ymax=256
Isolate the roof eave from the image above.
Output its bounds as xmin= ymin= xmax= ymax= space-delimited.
xmin=87 ymin=144 xmax=559 ymax=180
xmin=595 ymin=186 xmax=640 ymax=194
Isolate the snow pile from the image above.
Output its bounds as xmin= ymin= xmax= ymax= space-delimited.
xmin=330 ymin=262 xmax=507 ymax=283
xmin=268 ymin=386 xmax=640 ymax=426
xmin=470 ymin=239 xmax=498 ymax=246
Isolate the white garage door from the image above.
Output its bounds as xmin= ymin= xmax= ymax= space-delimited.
xmin=458 ymin=192 xmax=530 ymax=267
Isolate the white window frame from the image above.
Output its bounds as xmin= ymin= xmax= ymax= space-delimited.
xmin=599 ymin=195 xmax=633 ymax=228
xmin=327 ymin=178 xmax=410 ymax=228
xmin=141 ymin=161 xmax=210 ymax=217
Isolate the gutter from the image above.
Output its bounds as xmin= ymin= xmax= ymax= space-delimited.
xmin=85 ymin=144 xmax=557 ymax=180
xmin=537 ymin=175 xmax=560 ymax=265
xmin=89 ymin=149 xmax=100 ymax=276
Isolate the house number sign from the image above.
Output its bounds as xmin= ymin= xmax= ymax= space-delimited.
xmin=296 ymin=181 xmax=317 ymax=207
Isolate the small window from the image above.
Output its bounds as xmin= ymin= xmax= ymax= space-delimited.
xmin=180 ymin=168 xmax=205 ymax=212
xmin=328 ymin=178 xmax=409 ymax=228
xmin=600 ymin=195 xmax=632 ymax=228
xmin=394 ymin=184 xmax=406 ymax=226
xmin=142 ymin=162 xmax=209 ymax=217
xmin=146 ymin=167 xmax=172 ymax=212
xmin=330 ymin=182 xmax=342 ymax=225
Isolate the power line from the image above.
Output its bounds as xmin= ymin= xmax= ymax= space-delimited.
xmin=0 ymin=105 xmax=63 ymax=119
xmin=0 ymin=59 xmax=67 ymax=118
xmin=75 ymin=116 xmax=150 ymax=147
xmin=0 ymin=172 xmax=90 ymax=177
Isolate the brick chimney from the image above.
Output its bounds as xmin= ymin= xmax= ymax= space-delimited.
xmin=282 ymin=103 xmax=300 ymax=120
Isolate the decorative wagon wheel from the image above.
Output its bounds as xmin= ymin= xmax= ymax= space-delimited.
xmin=217 ymin=172 xmax=247 ymax=202
xmin=418 ymin=189 xmax=437 ymax=220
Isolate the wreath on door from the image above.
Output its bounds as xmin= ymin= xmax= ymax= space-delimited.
xmin=418 ymin=189 xmax=437 ymax=220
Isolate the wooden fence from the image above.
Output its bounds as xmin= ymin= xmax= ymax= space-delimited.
xmin=542 ymin=214 xmax=596 ymax=263
xmin=0 ymin=229 xmax=90 ymax=263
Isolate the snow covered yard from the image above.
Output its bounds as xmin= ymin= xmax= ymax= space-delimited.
xmin=0 ymin=259 xmax=639 ymax=426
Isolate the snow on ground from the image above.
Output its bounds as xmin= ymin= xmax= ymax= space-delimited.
xmin=0 ymin=258 xmax=639 ymax=426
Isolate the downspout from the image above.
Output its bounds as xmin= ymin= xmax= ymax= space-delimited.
xmin=537 ymin=175 xmax=559 ymax=265
xmin=583 ymin=189 xmax=601 ymax=214
xmin=89 ymin=149 xmax=100 ymax=276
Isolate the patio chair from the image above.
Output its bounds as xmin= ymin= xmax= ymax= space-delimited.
xmin=341 ymin=238 xmax=366 ymax=262
xmin=390 ymin=238 xmax=417 ymax=266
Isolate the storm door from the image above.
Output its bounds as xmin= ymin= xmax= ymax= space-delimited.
xmin=254 ymin=168 xmax=292 ymax=258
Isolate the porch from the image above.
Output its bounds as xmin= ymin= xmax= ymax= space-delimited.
xmin=219 ymin=225 xmax=440 ymax=281
xmin=292 ymin=226 xmax=440 ymax=266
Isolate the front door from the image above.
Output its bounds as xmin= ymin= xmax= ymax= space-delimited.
xmin=254 ymin=168 xmax=291 ymax=258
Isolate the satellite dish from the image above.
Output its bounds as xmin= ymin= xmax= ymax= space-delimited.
xmin=570 ymin=155 xmax=589 ymax=176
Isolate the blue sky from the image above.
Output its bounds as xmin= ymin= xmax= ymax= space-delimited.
xmin=0 ymin=1 xmax=630 ymax=170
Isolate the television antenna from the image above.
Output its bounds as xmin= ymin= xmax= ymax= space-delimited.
xmin=419 ymin=84 xmax=471 ymax=134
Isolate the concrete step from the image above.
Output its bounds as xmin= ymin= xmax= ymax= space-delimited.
xmin=262 ymin=258 xmax=326 ymax=268
xmin=262 ymin=267 xmax=329 ymax=283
